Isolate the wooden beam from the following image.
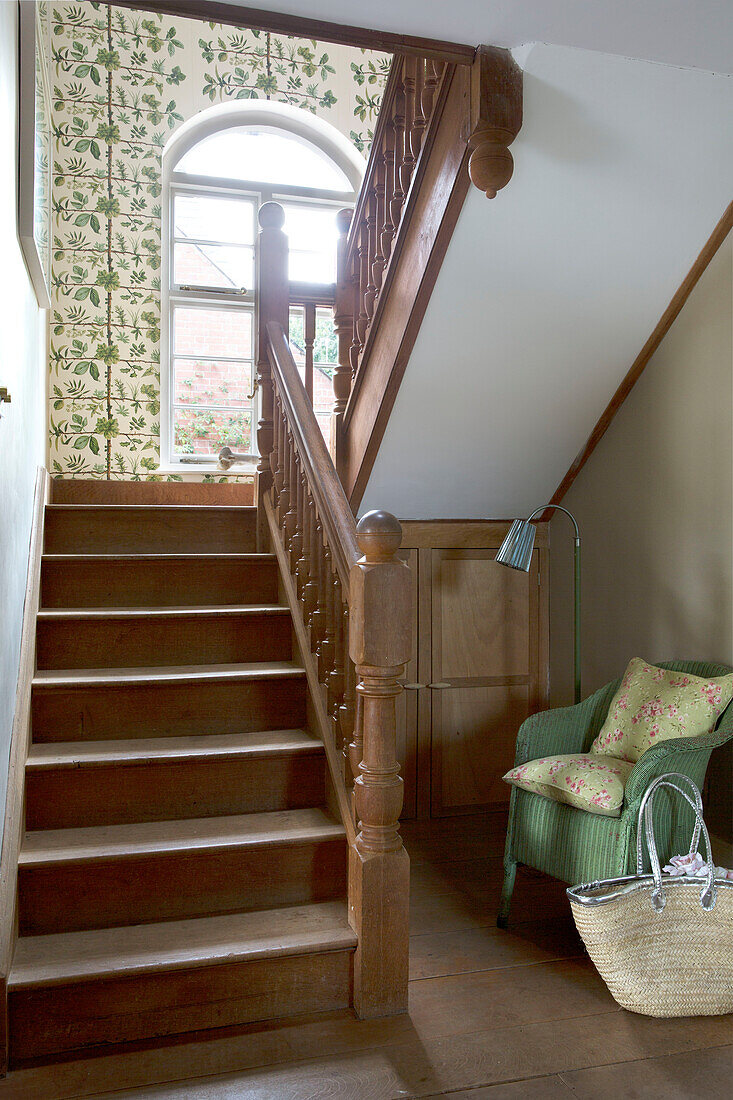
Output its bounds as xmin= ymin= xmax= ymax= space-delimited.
xmin=341 ymin=64 xmax=473 ymax=509
xmin=105 ymin=1 xmax=476 ymax=64
xmin=551 ymin=200 xmax=733 ymax=509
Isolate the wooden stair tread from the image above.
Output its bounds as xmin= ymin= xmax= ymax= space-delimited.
xmin=26 ymin=729 xmax=322 ymax=769
xmin=37 ymin=604 xmax=289 ymax=619
xmin=45 ymin=505 xmax=256 ymax=513
xmin=21 ymin=808 xmax=344 ymax=865
xmin=9 ymin=901 xmax=356 ymax=989
xmin=42 ymin=553 xmax=276 ymax=562
xmin=32 ymin=661 xmax=306 ymax=689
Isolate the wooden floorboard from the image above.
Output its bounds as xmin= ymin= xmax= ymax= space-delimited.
xmin=1 ymin=812 xmax=729 ymax=1098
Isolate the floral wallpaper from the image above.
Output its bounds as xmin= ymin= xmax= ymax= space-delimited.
xmin=49 ymin=1 xmax=390 ymax=480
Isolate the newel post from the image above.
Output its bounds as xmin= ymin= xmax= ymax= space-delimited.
xmin=348 ymin=509 xmax=412 ymax=1018
xmin=255 ymin=201 xmax=289 ymax=548
xmin=468 ymin=46 xmax=523 ymax=199
xmin=332 ymin=207 xmax=353 ymax=470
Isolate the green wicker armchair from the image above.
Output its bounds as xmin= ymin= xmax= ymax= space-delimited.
xmin=498 ymin=659 xmax=733 ymax=928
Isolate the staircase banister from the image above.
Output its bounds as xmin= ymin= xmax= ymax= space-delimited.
xmin=265 ymin=321 xmax=360 ymax=592
xmin=342 ymin=58 xmax=456 ymax=433
xmin=344 ymin=58 xmax=405 ymax=264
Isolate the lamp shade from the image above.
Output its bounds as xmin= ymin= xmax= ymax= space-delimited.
xmin=496 ymin=519 xmax=536 ymax=572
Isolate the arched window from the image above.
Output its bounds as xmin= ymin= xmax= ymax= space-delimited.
xmin=161 ymin=102 xmax=363 ymax=469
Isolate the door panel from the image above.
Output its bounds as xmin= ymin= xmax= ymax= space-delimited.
xmin=430 ymin=549 xmax=540 ymax=817
xmin=432 ymin=685 xmax=529 ymax=813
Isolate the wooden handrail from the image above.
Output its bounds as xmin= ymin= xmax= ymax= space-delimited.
xmin=266 ymin=321 xmax=359 ymax=593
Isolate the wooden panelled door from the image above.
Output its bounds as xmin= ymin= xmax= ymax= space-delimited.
xmin=396 ymin=539 xmax=548 ymax=820
xmin=429 ymin=549 xmax=545 ymax=816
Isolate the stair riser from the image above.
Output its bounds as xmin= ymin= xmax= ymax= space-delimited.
xmin=44 ymin=508 xmax=257 ymax=555
xmin=26 ymin=753 xmax=326 ymax=829
xmin=19 ymin=839 xmax=347 ymax=934
xmin=36 ymin=612 xmax=292 ymax=670
xmin=31 ymin=676 xmax=307 ymax=742
xmin=9 ymin=949 xmax=353 ymax=1062
xmin=41 ymin=558 xmax=278 ymax=608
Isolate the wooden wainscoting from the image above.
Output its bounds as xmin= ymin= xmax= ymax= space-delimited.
xmin=396 ymin=521 xmax=549 ymax=820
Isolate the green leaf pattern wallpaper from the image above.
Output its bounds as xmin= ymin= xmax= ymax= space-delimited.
xmin=49 ymin=1 xmax=390 ymax=481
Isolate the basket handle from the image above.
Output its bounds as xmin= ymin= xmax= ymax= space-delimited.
xmin=635 ymin=772 xmax=716 ymax=913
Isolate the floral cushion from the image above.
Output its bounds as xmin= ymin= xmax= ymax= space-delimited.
xmin=590 ymin=658 xmax=733 ymax=764
xmin=502 ymin=754 xmax=633 ymax=817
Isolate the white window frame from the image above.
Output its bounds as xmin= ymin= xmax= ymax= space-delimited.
xmin=160 ymin=102 xmax=363 ymax=474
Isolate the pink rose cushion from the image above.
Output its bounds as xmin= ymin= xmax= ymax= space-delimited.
xmin=503 ymin=753 xmax=633 ymax=817
xmin=591 ymin=657 xmax=733 ymax=764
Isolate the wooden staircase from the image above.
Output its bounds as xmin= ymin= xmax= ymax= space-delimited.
xmin=7 ymin=491 xmax=357 ymax=1063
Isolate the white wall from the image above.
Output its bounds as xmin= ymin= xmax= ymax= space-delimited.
xmin=361 ymin=45 xmax=733 ymax=519
xmin=0 ymin=0 xmax=48 ymax=843
xmin=550 ymin=235 xmax=732 ymax=837
xmin=225 ymin=0 xmax=733 ymax=76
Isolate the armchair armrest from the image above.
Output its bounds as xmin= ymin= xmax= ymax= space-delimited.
xmin=514 ymin=680 xmax=620 ymax=766
xmin=623 ymin=721 xmax=733 ymax=809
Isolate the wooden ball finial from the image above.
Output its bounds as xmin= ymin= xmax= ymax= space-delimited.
xmin=468 ymin=129 xmax=515 ymax=199
xmin=356 ymin=509 xmax=402 ymax=562
xmin=258 ymin=201 xmax=285 ymax=229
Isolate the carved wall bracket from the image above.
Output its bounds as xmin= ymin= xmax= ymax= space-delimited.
xmin=468 ymin=46 xmax=523 ymax=199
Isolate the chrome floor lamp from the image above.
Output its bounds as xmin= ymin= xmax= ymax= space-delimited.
xmin=496 ymin=505 xmax=581 ymax=704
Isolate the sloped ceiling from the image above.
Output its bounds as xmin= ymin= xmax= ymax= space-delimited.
xmin=223 ymin=1 xmax=733 ymax=75
xmin=358 ymin=44 xmax=733 ymax=519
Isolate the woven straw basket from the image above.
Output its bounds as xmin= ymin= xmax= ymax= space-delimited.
xmin=567 ymin=773 xmax=733 ymax=1017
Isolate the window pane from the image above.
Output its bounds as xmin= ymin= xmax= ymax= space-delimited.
xmin=173 ymin=242 xmax=253 ymax=291
xmin=282 ymin=203 xmax=340 ymax=283
xmin=173 ymin=307 xmax=253 ymax=359
xmin=174 ymin=358 xmax=252 ymax=408
xmin=174 ymin=193 xmax=255 ymax=245
xmin=175 ymin=128 xmax=351 ymax=191
xmin=173 ymin=407 xmax=252 ymax=456
xmin=288 ymin=306 xmax=306 ymax=374
xmin=314 ymin=306 xmax=337 ymax=369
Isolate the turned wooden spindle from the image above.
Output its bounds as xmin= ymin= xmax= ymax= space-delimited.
xmin=380 ymin=121 xmax=396 ymax=266
xmin=255 ymin=202 xmax=288 ymax=547
xmin=303 ymin=494 xmax=318 ymax=621
xmin=333 ymin=208 xmax=354 ymax=420
xmin=309 ymin=516 xmax=325 ymax=641
xmin=328 ymin=574 xmax=346 ymax=741
xmin=349 ymin=254 xmax=362 ymax=375
xmin=294 ymin=468 xmax=309 ymax=599
xmin=284 ymin=435 xmax=298 ymax=549
xmin=318 ymin=544 xmax=337 ymax=683
xmin=410 ymin=60 xmax=426 ymax=161
xmin=279 ymin=427 xmax=292 ymax=534
xmin=356 ymin=224 xmax=370 ymax=348
xmin=421 ymin=59 xmax=440 ymax=121
xmin=370 ymin=164 xmax=386 ymax=301
xmin=303 ymin=303 xmax=315 ymax=403
xmin=339 ymin=608 xmax=357 ymax=784
xmin=399 ymin=59 xmax=417 ymax=195
xmin=348 ymin=510 xmax=411 ymax=1017
xmin=271 ymin=390 xmax=284 ymax=506
xmin=390 ymin=78 xmax=406 ymax=228
xmin=363 ymin=194 xmax=378 ymax=325
xmin=289 ymin=450 xmax=303 ymax=570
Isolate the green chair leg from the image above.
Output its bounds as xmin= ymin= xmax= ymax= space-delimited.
xmin=497 ymin=859 xmax=517 ymax=929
